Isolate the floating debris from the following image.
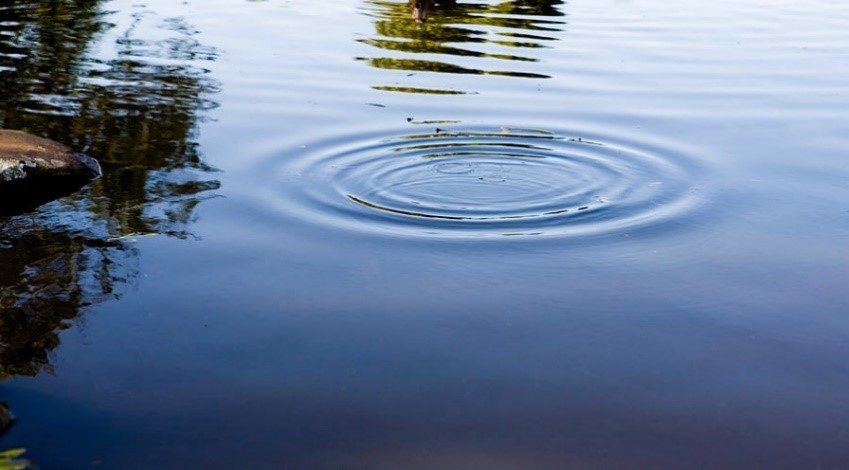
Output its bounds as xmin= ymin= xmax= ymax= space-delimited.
xmin=568 ymin=137 xmax=603 ymax=146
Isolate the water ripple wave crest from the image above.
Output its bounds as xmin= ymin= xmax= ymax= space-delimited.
xmin=262 ymin=125 xmax=709 ymax=239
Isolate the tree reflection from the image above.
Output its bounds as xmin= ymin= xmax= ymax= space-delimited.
xmin=360 ymin=0 xmax=565 ymax=93
xmin=0 ymin=1 xmax=219 ymax=378
xmin=0 ymin=230 xmax=136 ymax=378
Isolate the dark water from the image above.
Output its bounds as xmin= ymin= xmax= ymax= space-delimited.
xmin=1 ymin=0 xmax=848 ymax=468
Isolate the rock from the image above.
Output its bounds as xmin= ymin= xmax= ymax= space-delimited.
xmin=0 ymin=402 xmax=12 ymax=435
xmin=0 ymin=130 xmax=100 ymax=183
xmin=0 ymin=130 xmax=101 ymax=215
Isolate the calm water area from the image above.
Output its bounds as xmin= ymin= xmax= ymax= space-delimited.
xmin=1 ymin=0 xmax=848 ymax=467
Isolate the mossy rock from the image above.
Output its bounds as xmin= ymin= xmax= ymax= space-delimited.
xmin=0 ymin=130 xmax=101 ymax=215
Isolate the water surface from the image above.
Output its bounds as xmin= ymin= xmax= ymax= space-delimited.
xmin=1 ymin=0 xmax=849 ymax=468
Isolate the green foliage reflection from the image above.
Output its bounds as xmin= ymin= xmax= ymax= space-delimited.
xmin=361 ymin=0 xmax=565 ymax=92
xmin=0 ymin=448 xmax=29 ymax=470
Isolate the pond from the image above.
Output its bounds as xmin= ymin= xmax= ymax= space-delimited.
xmin=1 ymin=0 xmax=848 ymax=467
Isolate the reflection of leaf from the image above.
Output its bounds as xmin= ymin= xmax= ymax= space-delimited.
xmin=0 ymin=448 xmax=30 ymax=470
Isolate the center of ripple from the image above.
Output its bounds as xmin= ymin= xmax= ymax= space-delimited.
xmin=357 ymin=158 xmax=572 ymax=218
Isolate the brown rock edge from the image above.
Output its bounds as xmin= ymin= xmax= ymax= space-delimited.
xmin=0 ymin=402 xmax=12 ymax=435
xmin=0 ymin=129 xmax=101 ymax=215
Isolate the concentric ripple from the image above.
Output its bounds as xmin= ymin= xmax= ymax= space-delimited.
xmin=268 ymin=126 xmax=706 ymax=238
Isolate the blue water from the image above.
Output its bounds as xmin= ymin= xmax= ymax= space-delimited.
xmin=2 ymin=0 xmax=849 ymax=467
